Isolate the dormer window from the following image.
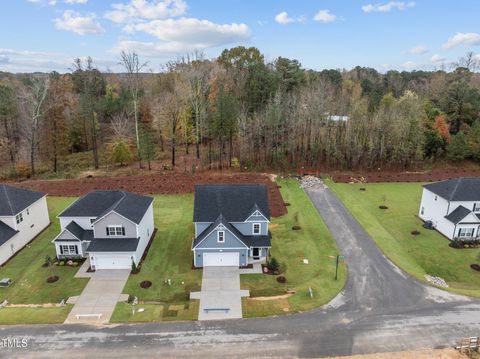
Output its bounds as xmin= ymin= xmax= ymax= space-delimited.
xmin=253 ymin=223 xmax=261 ymax=235
xmin=217 ymin=231 xmax=225 ymax=243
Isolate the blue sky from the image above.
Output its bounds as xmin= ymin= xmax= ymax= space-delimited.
xmin=1 ymin=0 xmax=479 ymax=73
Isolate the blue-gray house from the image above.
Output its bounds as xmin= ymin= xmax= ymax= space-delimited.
xmin=192 ymin=184 xmax=272 ymax=267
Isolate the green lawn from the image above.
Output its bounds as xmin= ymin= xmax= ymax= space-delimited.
xmin=0 ymin=197 xmax=89 ymax=324
xmin=241 ymin=178 xmax=346 ymax=317
xmin=0 ymin=305 xmax=73 ymax=325
xmin=328 ymin=180 xmax=480 ymax=297
xmin=111 ymin=194 xmax=202 ymax=323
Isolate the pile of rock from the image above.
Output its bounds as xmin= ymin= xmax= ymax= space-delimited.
xmin=300 ymin=175 xmax=327 ymax=190
xmin=424 ymin=274 xmax=449 ymax=288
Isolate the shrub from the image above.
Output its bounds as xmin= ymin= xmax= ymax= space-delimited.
xmin=360 ymin=188 xmax=366 ymax=191
xmin=411 ymin=230 xmax=420 ymax=236
xmin=43 ymin=255 xmax=52 ymax=268
xmin=58 ymin=261 xmax=65 ymax=266
xmin=284 ymin=202 xmax=291 ymax=206
xmin=379 ymin=205 xmax=388 ymax=210
xmin=231 ymin=157 xmax=240 ymax=169
xmin=292 ymin=225 xmax=301 ymax=231
xmin=267 ymin=257 xmax=280 ymax=272
xmin=276 ymin=276 xmax=287 ymax=283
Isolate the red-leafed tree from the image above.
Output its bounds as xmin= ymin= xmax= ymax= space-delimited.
xmin=433 ymin=115 xmax=450 ymax=144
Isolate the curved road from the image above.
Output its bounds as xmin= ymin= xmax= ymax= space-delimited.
xmin=1 ymin=186 xmax=478 ymax=358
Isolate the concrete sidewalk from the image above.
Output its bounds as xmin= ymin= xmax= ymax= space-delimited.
xmin=65 ymin=269 xmax=130 ymax=324
xmin=191 ymin=266 xmax=249 ymax=320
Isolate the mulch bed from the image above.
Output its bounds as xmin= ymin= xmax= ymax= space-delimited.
xmin=471 ymin=264 xmax=480 ymax=272
xmin=11 ymin=171 xmax=287 ymax=217
xmin=47 ymin=276 xmax=59 ymax=283
xmin=330 ymin=169 xmax=480 ymax=183
xmin=140 ymin=280 xmax=152 ymax=289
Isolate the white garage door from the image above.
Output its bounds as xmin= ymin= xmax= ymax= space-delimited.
xmin=203 ymin=252 xmax=239 ymax=267
xmin=94 ymin=256 xmax=132 ymax=269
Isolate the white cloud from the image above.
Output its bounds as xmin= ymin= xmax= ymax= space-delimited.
xmin=430 ymin=54 xmax=446 ymax=63
xmin=275 ymin=12 xmax=295 ymax=25
xmin=402 ymin=60 xmax=417 ymax=69
xmin=65 ymin=0 xmax=88 ymax=4
xmin=313 ymin=10 xmax=337 ymax=23
xmin=406 ymin=45 xmax=428 ymax=55
xmin=124 ymin=18 xmax=250 ymax=47
xmin=362 ymin=1 xmax=415 ymax=13
xmin=54 ymin=10 xmax=104 ymax=35
xmin=105 ymin=0 xmax=187 ymax=23
xmin=27 ymin=0 xmax=57 ymax=5
xmin=442 ymin=32 xmax=480 ymax=50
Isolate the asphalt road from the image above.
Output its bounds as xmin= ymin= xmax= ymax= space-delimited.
xmin=0 ymin=186 xmax=478 ymax=358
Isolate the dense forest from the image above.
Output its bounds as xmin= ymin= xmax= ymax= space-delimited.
xmin=1 ymin=47 xmax=480 ymax=178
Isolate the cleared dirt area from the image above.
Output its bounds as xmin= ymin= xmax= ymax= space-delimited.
xmin=10 ymin=171 xmax=287 ymax=217
xmin=330 ymin=168 xmax=480 ymax=183
xmin=328 ymin=348 xmax=467 ymax=359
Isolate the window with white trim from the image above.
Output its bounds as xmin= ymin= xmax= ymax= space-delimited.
xmin=253 ymin=223 xmax=261 ymax=235
xmin=474 ymin=203 xmax=480 ymax=213
xmin=60 ymin=245 xmax=78 ymax=255
xmin=458 ymin=227 xmax=475 ymax=237
xmin=106 ymin=225 xmax=125 ymax=236
xmin=15 ymin=213 xmax=23 ymax=224
xmin=217 ymin=231 xmax=225 ymax=243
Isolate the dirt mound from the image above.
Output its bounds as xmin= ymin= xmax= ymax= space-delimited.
xmin=11 ymin=171 xmax=287 ymax=217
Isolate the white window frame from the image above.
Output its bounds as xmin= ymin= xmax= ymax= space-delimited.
xmin=60 ymin=244 xmax=78 ymax=255
xmin=474 ymin=203 xmax=480 ymax=213
xmin=15 ymin=212 xmax=23 ymax=224
xmin=107 ymin=225 xmax=124 ymax=236
xmin=252 ymin=223 xmax=261 ymax=235
xmin=458 ymin=227 xmax=475 ymax=237
xmin=217 ymin=231 xmax=225 ymax=243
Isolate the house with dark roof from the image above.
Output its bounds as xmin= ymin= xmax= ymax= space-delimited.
xmin=0 ymin=184 xmax=49 ymax=265
xmin=419 ymin=177 xmax=480 ymax=240
xmin=192 ymin=184 xmax=272 ymax=267
xmin=53 ymin=190 xmax=154 ymax=270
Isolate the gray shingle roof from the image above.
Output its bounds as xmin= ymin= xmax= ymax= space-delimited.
xmin=193 ymin=184 xmax=270 ymax=223
xmin=424 ymin=177 xmax=480 ymax=201
xmin=54 ymin=221 xmax=94 ymax=242
xmin=0 ymin=184 xmax=46 ymax=216
xmin=444 ymin=205 xmax=474 ymax=224
xmin=192 ymin=214 xmax=272 ymax=248
xmin=0 ymin=221 xmax=18 ymax=246
xmin=87 ymin=237 xmax=139 ymax=252
xmin=59 ymin=191 xmax=153 ymax=224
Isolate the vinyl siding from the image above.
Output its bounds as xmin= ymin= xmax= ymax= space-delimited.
xmin=93 ymin=212 xmax=137 ymax=238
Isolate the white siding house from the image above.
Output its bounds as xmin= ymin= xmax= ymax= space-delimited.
xmin=419 ymin=178 xmax=480 ymax=240
xmin=53 ymin=190 xmax=154 ymax=270
xmin=0 ymin=185 xmax=50 ymax=266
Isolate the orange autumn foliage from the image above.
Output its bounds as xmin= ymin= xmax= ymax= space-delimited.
xmin=433 ymin=115 xmax=450 ymax=144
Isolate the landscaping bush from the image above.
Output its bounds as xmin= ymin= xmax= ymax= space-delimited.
xmin=276 ymin=276 xmax=287 ymax=283
xmin=292 ymin=225 xmax=301 ymax=231
xmin=267 ymin=257 xmax=280 ymax=272
xmin=411 ymin=230 xmax=420 ymax=236
xmin=379 ymin=205 xmax=388 ymax=210
xmin=42 ymin=255 xmax=52 ymax=268
xmin=47 ymin=276 xmax=59 ymax=283
xmin=360 ymin=188 xmax=366 ymax=191
xmin=58 ymin=261 xmax=65 ymax=266
xmin=449 ymin=238 xmax=480 ymax=249
xmin=284 ymin=202 xmax=291 ymax=206
xmin=470 ymin=264 xmax=480 ymax=272
xmin=140 ymin=280 xmax=152 ymax=289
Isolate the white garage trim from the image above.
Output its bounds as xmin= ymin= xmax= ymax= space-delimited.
xmin=91 ymin=254 xmax=133 ymax=269
xmin=203 ymin=252 xmax=239 ymax=267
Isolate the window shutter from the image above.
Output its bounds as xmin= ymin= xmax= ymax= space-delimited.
xmin=122 ymin=227 xmax=125 ymax=235
xmin=106 ymin=227 xmax=109 ymax=236
xmin=75 ymin=246 xmax=78 ymax=255
xmin=60 ymin=246 xmax=64 ymax=254
xmin=458 ymin=228 xmax=462 ymax=237
xmin=474 ymin=204 xmax=477 ymax=212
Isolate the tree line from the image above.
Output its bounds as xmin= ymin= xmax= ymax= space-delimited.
xmin=1 ymin=47 xmax=480 ymax=177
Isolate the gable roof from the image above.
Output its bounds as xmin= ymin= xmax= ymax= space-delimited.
xmin=424 ymin=177 xmax=480 ymax=201
xmin=0 ymin=184 xmax=46 ymax=216
xmin=192 ymin=214 xmax=271 ymax=249
xmin=444 ymin=206 xmax=473 ymax=224
xmin=59 ymin=190 xmax=153 ymax=225
xmin=0 ymin=221 xmax=18 ymax=247
xmin=193 ymin=184 xmax=270 ymax=223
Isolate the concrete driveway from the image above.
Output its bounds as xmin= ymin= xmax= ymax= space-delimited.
xmin=64 ymin=269 xmax=130 ymax=324
xmin=191 ymin=266 xmax=249 ymax=320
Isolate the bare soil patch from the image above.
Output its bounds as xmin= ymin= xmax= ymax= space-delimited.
xmin=249 ymin=293 xmax=294 ymax=301
xmin=327 ymin=348 xmax=467 ymax=359
xmin=10 ymin=171 xmax=287 ymax=217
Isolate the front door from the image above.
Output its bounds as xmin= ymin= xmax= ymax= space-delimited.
xmin=252 ymin=248 xmax=260 ymax=259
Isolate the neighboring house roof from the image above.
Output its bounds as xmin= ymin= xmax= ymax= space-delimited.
xmin=0 ymin=221 xmax=19 ymax=247
xmin=193 ymin=184 xmax=270 ymax=223
xmin=192 ymin=214 xmax=272 ymax=249
xmin=444 ymin=205 xmax=474 ymax=224
xmin=87 ymin=237 xmax=139 ymax=252
xmin=424 ymin=177 xmax=480 ymax=201
xmin=54 ymin=221 xmax=94 ymax=242
xmin=59 ymin=190 xmax=153 ymax=224
xmin=0 ymin=184 xmax=46 ymax=216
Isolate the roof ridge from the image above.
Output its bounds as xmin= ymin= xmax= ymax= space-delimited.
xmin=1 ymin=185 xmax=15 ymax=216
xmin=449 ymin=178 xmax=462 ymax=201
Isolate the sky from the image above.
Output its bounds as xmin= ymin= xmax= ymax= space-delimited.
xmin=1 ymin=0 xmax=479 ymax=73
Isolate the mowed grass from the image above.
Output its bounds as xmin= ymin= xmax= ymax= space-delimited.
xmin=241 ymin=178 xmax=346 ymax=317
xmin=111 ymin=194 xmax=202 ymax=322
xmin=0 ymin=197 xmax=89 ymax=324
xmin=328 ymin=180 xmax=480 ymax=297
